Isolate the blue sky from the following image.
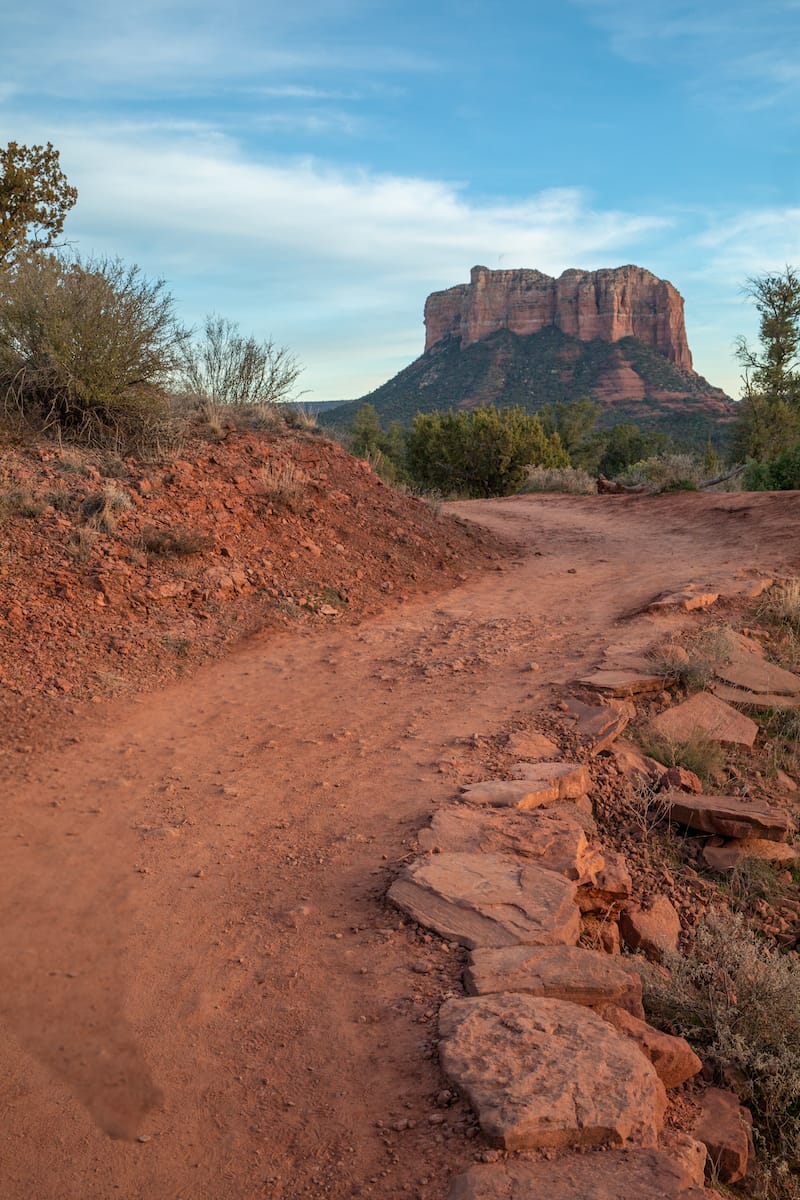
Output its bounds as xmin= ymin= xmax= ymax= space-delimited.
xmin=2 ymin=0 xmax=799 ymax=401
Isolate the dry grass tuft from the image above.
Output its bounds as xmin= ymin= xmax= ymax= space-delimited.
xmin=80 ymin=483 xmax=133 ymax=534
xmin=637 ymin=727 xmax=726 ymax=783
xmin=140 ymin=525 xmax=212 ymax=556
xmin=519 ymin=465 xmax=597 ymax=494
xmin=257 ymin=460 xmax=306 ymax=505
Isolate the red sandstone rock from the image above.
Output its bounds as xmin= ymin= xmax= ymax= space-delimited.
xmin=620 ymin=895 xmax=681 ymax=961
xmin=388 ymin=853 xmax=580 ymax=949
xmin=417 ymin=805 xmax=603 ymax=883
xmin=662 ymin=791 xmax=791 ymax=840
xmin=447 ymin=1150 xmax=709 ymax=1199
xmin=702 ymin=836 xmax=799 ymax=871
xmin=658 ymin=766 xmax=704 ymax=793
xmin=465 ymin=945 xmax=644 ymax=1017
xmin=424 ymin=265 xmax=693 ymax=369
xmin=438 ymin=994 xmax=666 ymax=1151
xmin=505 ymin=729 xmax=559 ymax=759
xmin=651 ymin=692 xmax=757 ymax=748
xmin=599 ymin=1004 xmax=702 ymax=1087
xmin=692 ymin=1088 xmax=753 ymax=1184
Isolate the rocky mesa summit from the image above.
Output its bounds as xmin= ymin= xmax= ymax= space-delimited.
xmin=424 ymin=264 xmax=692 ymax=368
xmin=326 ymin=264 xmax=733 ymax=446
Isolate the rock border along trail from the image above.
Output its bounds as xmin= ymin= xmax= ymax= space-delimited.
xmin=1 ymin=490 xmax=799 ymax=1199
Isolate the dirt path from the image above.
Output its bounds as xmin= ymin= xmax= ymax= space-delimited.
xmin=1 ymin=491 xmax=797 ymax=1200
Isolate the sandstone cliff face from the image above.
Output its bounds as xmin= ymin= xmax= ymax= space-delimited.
xmin=424 ymin=266 xmax=693 ymax=371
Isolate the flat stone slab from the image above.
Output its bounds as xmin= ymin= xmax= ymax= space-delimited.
xmin=461 ymin=762 xmax=589 ymax=810
xmin=465 ymin=945 xmax=644 ymax=1018
xmin=661 ymin=791 xmax=791 ymax=841
xmin=438 ymin=994 xmax=665 ymax=1151
xmin=648 ymin=587 xmax=719 ymax=613
xmin=599 ymin=1004 xmax=702 ymax=1088
xmin=447 ymin=1150 xmax=709 ymax=1199
xmin=702 ymin=836 xmax=799 ymax=872
xmin=712 ymin=681 xmax=800 ymax=710
xmin=505 ymin=729 xmax=559 ymax=759
xmin=651 ymin=692 xmax=757 ymax=748
xmin=388 ymin=853 xmax=580 ymax=949
xmin=711 ymin=629 xmax=800 ymax=697
xmin=564 ymin=697 xmax=633 ymax=754
xmin=577 ymin=669 xmax=667 ymax=696
xmin=417 ymin=805 xmax=603 ymax=883
xmin=510 ymin=761 xmax=591 ymax=798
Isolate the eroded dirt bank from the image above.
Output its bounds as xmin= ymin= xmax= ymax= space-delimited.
xmin=1 ymin=490 xmax=798 ymax=1199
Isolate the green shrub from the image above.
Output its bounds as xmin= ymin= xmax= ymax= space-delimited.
xmin=0 ymin=253 xmax=186 ymax=448
xmin=405 ymin=405 xmax=568 ymax=498
xmin=743 ymin=445 xmax=800 ymax=490
xmin=637 ymin=728 xmax=725 ymax=783
xmin=621 ymin=452 xmax=704 ymax=492
xmin=645 ymin=908 xmax=800 ymax=1167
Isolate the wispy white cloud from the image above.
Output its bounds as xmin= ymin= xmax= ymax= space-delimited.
xmin=573 ymin=0 xmax=800 ymax=107
xmin=31 ymin=121 xmax=669 ymax=398
xmin=1 ymin=1 xmax=436 ymax=98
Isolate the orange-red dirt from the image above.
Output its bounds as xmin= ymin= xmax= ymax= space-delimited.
xmin=1 ymin=475 xmax=799 ymax=1200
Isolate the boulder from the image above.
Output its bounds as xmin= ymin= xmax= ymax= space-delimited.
xmin=465 ymin=945 xmax=644 ymax=1017
xmin=447 ymin=1149 xmax=709 ymax=1199
xmin=692 ymin=1088 xmax=753 ymax=1184
xmin=417 ymin=805 xmax=603 ymax=883
xmin=702 ymin=837 xmax=799 ymax=872
xmin=651 ymin=692 xmax=757 ymax=748
xmin=388 ymin=853 xmax=580 ymax=949
xmin=599 ymin=1004 xmax=702 ymax=1087
xmin=620 ymin=896 xmax=681 ymax=961
xmin=661 ymin=791 xmax=791 ymax=841
xmin=438 ymin=994 xmax=666 ymax=1151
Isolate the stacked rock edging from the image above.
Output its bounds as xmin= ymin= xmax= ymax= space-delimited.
xmin=387 ymin=581 xmax=800 ymax=1194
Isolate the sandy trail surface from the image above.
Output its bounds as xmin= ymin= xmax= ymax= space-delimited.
xmin=1 ymin=491 xmax=798 ymax=1200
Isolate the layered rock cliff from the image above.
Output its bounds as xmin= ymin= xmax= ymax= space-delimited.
xmin=424 ymin=265 xmax=693 ymax=371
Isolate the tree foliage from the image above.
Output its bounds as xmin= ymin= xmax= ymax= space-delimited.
xmin=537 ymin=396 xmax=600 ymax=456
xmin=733 ymin=266 xmax=800 ymax=461
xmin=405 ymin=405 xmax=568 ymax=497
xmin=0 ymin=142 xmax=78 ymax=265
xmin=180 ymin=315 xmax=302 ymax=409
xmin=0 ymin=253 xmax=187 ymax=444
xmin=597 ymin=423 xmax=669 ymax=477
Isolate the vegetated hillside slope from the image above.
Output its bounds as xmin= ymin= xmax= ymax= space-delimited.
xmin=323 ymin=328 xmax=735 ymax=448
xmin=0 ymin=424 xmax=498 ymax=750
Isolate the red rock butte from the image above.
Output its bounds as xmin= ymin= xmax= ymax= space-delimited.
xmin=424 ymin=265 xmax=693 ymax=371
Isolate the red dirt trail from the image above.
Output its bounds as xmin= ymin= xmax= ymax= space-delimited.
xmin=1 ymin=490 xmax=798 ymax=1200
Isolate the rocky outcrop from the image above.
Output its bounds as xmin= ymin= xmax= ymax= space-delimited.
xmin=424 ymin=265 xmax=693 ymax=368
